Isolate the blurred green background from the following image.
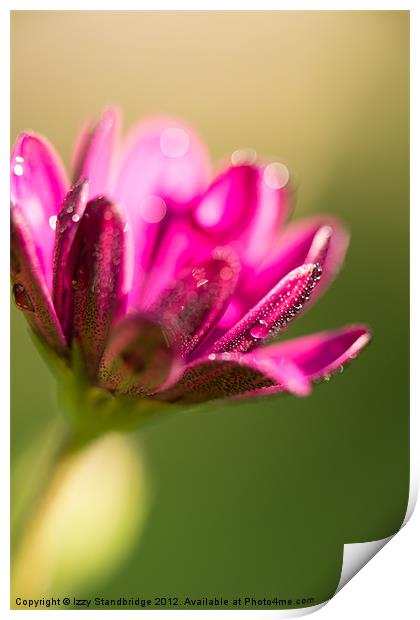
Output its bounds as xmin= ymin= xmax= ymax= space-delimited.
xmin=11 ymin=11 xmax=409 ymax=608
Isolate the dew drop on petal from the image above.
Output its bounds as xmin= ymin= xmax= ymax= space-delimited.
xmin=15 ymin=156 xmax=24 ymax=163
xmin=72 ymin=213 xmax=80 ymax=223
xmin=160 ymin=127 xmax=190 ymax=158
xmin=220 ymin=266 xmax=234 ymax=281
xmin=49 ymin=215 xmax=57 ymax=230
xmin=250 ymin=320 xmax=269 ymax=339
xmin=263 ymin=162 xmax=289 ymax=189
xmin=13 ymin=164 xmax=24 ymax=176
xmin=231 ymin=148 xmax=257 ymax=166
xmin=139 ymin=195 xmax=167 ymax=224
xmin=13 ymin=283 xmax=34 ymax=312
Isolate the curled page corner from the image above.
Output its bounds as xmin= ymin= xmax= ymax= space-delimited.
xmin=335 ymin=535 xmax=393 ymax=594
xmin=334 ymin=468 xmax=418 ymax=597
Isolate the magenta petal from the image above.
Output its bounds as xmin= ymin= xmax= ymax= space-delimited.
xmin=114 ymin=116 xmax=211 ymax=305
xmin=11 ymin=204 xmax=67 ymax=354
xmin=194 ymin=163 xmax=291 ymax=267
xmin=139 ymin=219 xmax=211 ymax=309
xmin=151 ymin=247 xmax=241 ymax=358
xmin=156 ymin=350 xmax=310 ymax=403
xmin=194 ymin=165 xmax=259 ymax=238
xmin=212 ymin=263 xmax=322 ymax=354
xmin=115 ymin=115 xmax=211 ymax=212
xmin=52 ymin=178 xmax=89 ymax=340
xmin=260 ymin=325 xmax=371 ymax=380
xmin=72 ymin=107 xmax=119 ymax=200
xmin=237 ymin=217 xmax=348 ymax=320
xmin=70 ymin=197 xmax=125 ymax=377
xmin=11 ymin=133 xmax=68 ymax=291
xmin=239 ymin=164 xmax=291 ymax=266
xmin=98 ymin=313 xmax=178 ymax=396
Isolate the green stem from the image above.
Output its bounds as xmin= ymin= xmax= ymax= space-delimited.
xmin=11 ymin=415 xmax=85 ymax=559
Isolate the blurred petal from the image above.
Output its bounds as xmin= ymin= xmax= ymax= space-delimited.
xmin=151 ymin=247 xmax=241 ymax=359
xmin=194 ymin=163 xmax=290 ymax=267
xmin=72 ymin=107 xmax=119 ymax=200
xmin=71 ymin=197 xmax=125 ymax=376
xmin=11 ymin=133 xmax=68 ymax=290
xmin=52 ymin=178 xmax=89 ymax=340
xmin=260 ymin=325 xmax=371 ymax=380
xmin=212 ymin=263 xmax=322 ymax=354
xmin=241 ymin=163 xmax=291 ymax=265
xmin=219 ymin=216 xmax=349 ymax=332
xmin=115 ymin=115 xmax=210 ymax=212
xmin=98 ymin=314 xmax=178 ymax=396
xmin=11 ymin=204 xmax=66 ymax=354
xmin=156 ymin=351 xmax=310 ymax=403
xmin=255 ymin=216 xmax=349 ymax=303
xmin=139 ymin=219 xmax=209 ymax=309
xmin=114 ymin=116 xmax=211 ymax=304
xmin=194 ymin=165 xmax=259 ymax=238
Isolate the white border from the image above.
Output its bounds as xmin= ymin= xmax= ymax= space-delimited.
xmin=2 ymin=3 xmax=417 ymax=619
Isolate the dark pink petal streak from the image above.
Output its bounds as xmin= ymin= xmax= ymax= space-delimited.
xmin=156 ymin=351 xmax=310 ymax=404
xmin=11 ymin=204 xmax=67 ymax=354
xmin=212 ymin=263 xmax=322 ymax=354
xmin=52 ymin=178 xmax=89 ymax=341
xmin=70 ymin=197 xmax=125 ymax=377
xmin=151 ymin=247 xmax=241 ymax=359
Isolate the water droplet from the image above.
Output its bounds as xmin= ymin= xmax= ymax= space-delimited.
xmin=323 ymin=373 xmax=331 ymax=382
xmin=219 ymin=266 xmax=233 ymax=281
xmin=72 ymin=213 xmax=80 ymax=223
xmin=231 ymin=148 xmax=257 ymax=166
xmin=160 ymin=127 xmax=190 ymax=158
xmin=15 ymin=156 xmax=24 ymax=163
xmin=49 ymin=215 xmax=57 ymax=230
xmin=139 ymin=195 xmax=167 ymax=223
xmin=250 ymin=320 xmax=269 ymax=339
xmin=13 ymin=283 xmax=34 ymax=312
xmin=208 ymin=353 xmax=216 ymax=361
xmin=263 ymin=162 xmax=289 ymax=189
xmin=13 ymin=164 xmax=24 ymax=176
xmin=71 ymin=279 xmax=78 ymax=289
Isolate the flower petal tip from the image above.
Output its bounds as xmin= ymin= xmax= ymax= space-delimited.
xmin=212 ymin=262 xmax=322 ymax=354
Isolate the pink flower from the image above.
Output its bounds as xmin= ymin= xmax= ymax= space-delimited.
xmin=11 ymin=108 xmax=370 ymax=404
